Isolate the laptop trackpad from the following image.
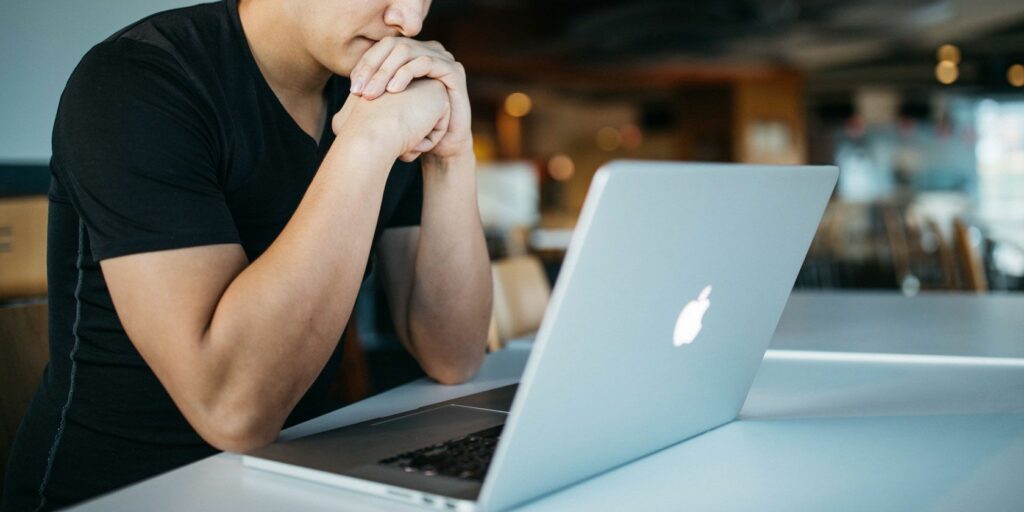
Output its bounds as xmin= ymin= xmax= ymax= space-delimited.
xmin=369 ymin=404 xmax=508 ymax=446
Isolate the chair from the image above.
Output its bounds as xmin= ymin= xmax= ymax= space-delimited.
xmin=486 ymin=314 xmax=503 ymax=353
xmin=489 ymin=255 xmax=551 ymax=350
xmin=503 ymin=225 xmax=531 ymax=258
xmin=0 ymin=302 xmax=49 ymax=496
xmin=925 ymin=218 xmax=959 ymax=290
xmin=952 ymin=218 xmax=988 ymax=292
xmin=0 ymin=196 xmax=49 ymax=300
xmin=882 ymin=206 xmax=915 ymax=291
xmin=901 ymin=211 xmax=949 ymax=291
xmin=327 ymin=319 xmax=372 ymax=405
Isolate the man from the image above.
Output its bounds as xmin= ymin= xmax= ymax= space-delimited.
xmin=2 ymin=0 xmax=491 ymax=510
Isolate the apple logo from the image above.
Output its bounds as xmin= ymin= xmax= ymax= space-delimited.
xmin=673 ymin=285 xmax=712 ymax=346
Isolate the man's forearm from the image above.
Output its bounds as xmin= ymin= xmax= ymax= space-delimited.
xmin=195 ymin=133 xmax=396 ymax=448
xmin=408 ymin=153 xmax=491 ymax=384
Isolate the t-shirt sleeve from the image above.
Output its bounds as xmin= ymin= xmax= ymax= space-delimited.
xmin=53 ymin=39 xmax=240 ymax=261
xmin=383 ymin=159 xmax=424 ymax=229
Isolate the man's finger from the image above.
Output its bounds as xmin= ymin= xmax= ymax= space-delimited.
xmin=412 ymin=105 xmax=450 ymax=153
xmin=385 ymin=56 xmax=437 ymax=94
xmin=350 ymin=37 xmax=397 ymax=94
xmin=413 ymin=137 xmax=435 ymax=153
xmin=361 ymin=43 xmax=417 ymax=99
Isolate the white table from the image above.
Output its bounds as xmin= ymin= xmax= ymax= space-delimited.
xmin=772 ymin=291 xmax=1024 ymax=361
xmin=68 ymin=292 xmax=1024 ymax=511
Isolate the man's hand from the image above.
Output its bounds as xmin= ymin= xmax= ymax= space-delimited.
xmin=349 ymin=37 xmax=471 ymax=162
xmin=333 ymin=79 xmax=450 ymax=162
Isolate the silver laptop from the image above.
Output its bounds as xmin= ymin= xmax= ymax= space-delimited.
xmin=243 ymin=160 xmax=838 ymax=511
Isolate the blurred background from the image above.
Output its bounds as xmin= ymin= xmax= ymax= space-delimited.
xmin=414 ymin=0 xmax=1024 ymax=296
xmin=2 ymin=0 xmax=1024 ymax=404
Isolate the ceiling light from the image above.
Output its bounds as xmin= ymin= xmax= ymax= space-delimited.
xmin=620 ymin=124 xmax=643 ymax=150
xmin=935 ymin=61 xmax=958 ymax=85
xmin=1009 ymin=64 xmax=1024 ymax=88
xmin=504 ymin=92 xmax=532 ymax=118
xmin=547 ymin=154 xmax=575 ymax=181
xmin=936 ymin=44 xmax=960 ymax=64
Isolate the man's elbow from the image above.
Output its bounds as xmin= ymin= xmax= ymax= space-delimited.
xmin=193 ymin=404 xmax=281 ymax=453
xmin=410 ymin=320 xmax=488 ymax=385
xmin=428 ymin=366 xmax=478 ymax=386
xmin=423 ymin=353 xmax=485 ymax=385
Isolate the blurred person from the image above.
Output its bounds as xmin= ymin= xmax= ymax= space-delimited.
xmin=1 ymin=0 xmax=491 ymax=510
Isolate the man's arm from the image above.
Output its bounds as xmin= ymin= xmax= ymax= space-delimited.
xmin=101 ymin=82 xmax=450 ymax=453
xmin=353 ymin=38 xmax=491 ymax=380
xmin=377 ymin=153 xmax=491 ymax=385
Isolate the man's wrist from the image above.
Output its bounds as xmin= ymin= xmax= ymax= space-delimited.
xmin=421 ymin=151 xmax=477 ymax=200
xmin=325 ymin=128 xmax=400 ymax=184
xmin=421 ymin=150 xmax=476 ymax=174
xmin=332 ymin=104 xmax=406 ymax=161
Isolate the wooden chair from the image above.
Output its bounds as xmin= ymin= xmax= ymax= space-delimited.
xmin=486 ymin=314 xmax=503 ymax=353
xmin=883 ymin=206 xmax=913 ymax=288
xmin=0 ymin=196 xmax=49 ymax=300
xmin=902 ymin=211 xmax=952 ymax=291
xmin=489 ymin=255 xmax=551 ymax=351
xmin=503 ymin=225 xmax=531 ymax=258
xmin=327 ymin=319 xmax=373 ymax=405
xmin=952 ymin=218 xmax=989 ymax=292
xmin=0 ymin=302 xmax=49 ymax=496
xmin=925 ymin=218 xmax=959 ymax=290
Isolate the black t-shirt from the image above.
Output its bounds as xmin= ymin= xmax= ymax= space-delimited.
xmin=2 ymin=1 xmax=422 ymax=510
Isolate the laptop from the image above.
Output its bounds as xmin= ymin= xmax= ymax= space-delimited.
xmin=243 ymin=160 xmax=838 ymax=511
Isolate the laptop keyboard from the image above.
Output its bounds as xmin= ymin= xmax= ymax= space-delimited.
xmin=377 ymin=425 xmax=503 ymax=482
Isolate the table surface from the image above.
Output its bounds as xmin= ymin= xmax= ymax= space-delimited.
xmin=771 ymin=291 xmax=1024 ymax=360
xmin=69 ymin=292 xmax=1024 ymax=511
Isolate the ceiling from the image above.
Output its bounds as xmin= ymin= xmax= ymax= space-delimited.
xmin=422 ymin=0 xmax=1024 ymax=91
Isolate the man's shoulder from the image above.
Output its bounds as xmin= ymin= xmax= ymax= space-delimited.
xmin=53 ymin=5 xmax=234 ymax=178
xmin=63 ymin=2 xmax=237 ymax=117
xmin=71 ymin=1 xmax=234 ymax=88
xmin=62 ymin=36 xmax=196 ymax=120
xmin=104 ymin=1 xmax=230 ymax=59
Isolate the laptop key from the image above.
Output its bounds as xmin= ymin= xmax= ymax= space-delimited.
xmin=377 ymin=425 xmax=504 ymax=482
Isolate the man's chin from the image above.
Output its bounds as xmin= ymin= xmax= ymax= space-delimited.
xmin=330 ymin=58 xmax=359 ymax=80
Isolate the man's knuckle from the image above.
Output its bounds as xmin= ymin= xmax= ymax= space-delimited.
xmin=383 ymin=57 xmax=404 ymax=73
xmin=356 ymin=65 xmax=374 ymax=78
xmin=395 ymin=43 xmax=413 ymax=56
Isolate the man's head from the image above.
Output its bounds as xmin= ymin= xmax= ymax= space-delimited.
xmin=283 ymin=0 xmax=432 ymax=76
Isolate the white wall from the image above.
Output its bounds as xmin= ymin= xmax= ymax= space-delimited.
xmin=0 ymin=0 xmax=195 ymax=163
